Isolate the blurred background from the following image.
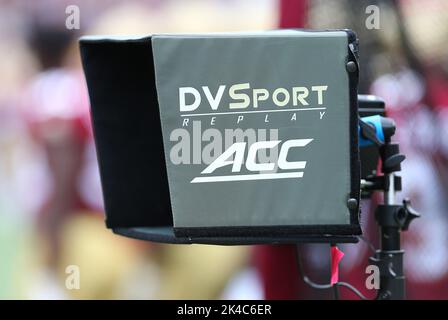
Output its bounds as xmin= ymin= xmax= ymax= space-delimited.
xmin=0 ymin=0 xmax=447 ymax=299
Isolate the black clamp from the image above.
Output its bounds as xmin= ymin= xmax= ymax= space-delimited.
xmin=375 ymin=198 xmax=420 ymax=231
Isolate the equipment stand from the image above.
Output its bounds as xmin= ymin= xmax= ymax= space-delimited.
xmin=362 ymin=124 xmax=420 ymax=299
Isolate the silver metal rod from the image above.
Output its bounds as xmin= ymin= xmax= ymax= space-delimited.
xmin=384 ymin=173 xmax=395 ymax=205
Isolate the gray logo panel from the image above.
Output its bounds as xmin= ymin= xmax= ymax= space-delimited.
xmin=152 ymin=31 xmax=353 ymax=230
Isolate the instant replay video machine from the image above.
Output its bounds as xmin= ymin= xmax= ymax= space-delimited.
xmin=80 ymin=29 xmax=420 ymax=299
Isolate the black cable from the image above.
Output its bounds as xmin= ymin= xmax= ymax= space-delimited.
xmin=333 ymin=283 xmax=340 ymax=300
xmin=358 ymin=235 xmax=377 ymax=254
xmin=335 ymin=282 xmax=371 ymax=300
xmin=295 ymin=245 xmax=372 ymax=300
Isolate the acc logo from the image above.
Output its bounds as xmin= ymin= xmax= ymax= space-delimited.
xmin=191 ymin=138 xmax=313 ymax=183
